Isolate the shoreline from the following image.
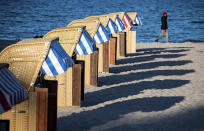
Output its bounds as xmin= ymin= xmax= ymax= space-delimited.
xmin=1 ymin=39 xmax=203 ymax=54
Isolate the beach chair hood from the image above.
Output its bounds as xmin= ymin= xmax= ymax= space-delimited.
xmin=68 ymin=19 xmax=109 ymax=44
xmin=0 ymin=38 xmax=55 ymax=88
xmin=85 ymin=15 xmax=110 ymax=43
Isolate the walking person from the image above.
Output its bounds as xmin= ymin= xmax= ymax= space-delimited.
xmin=155 ymin=12 xmax=168 ymax=43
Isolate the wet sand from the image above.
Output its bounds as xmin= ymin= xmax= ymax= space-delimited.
xmin=57 ymin=42 xmax=204 ymax=131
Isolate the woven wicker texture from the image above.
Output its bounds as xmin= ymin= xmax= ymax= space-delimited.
xmin=67 ymin=19 xmax=100 ymax=38
xmin=127 ymin=12 xmax=138 ymax=21
xmin=0 ymin=92 xmax=37 ymax=131
xmin=109 ymin=12 xmax=125 ymax=20
xmin=43 ymin=27 xmax=83 ymax=107
xmin=106 ymin=14 xmax=117 ymax=22
xmin=43 ymin=27 xmax=83 ymax=56
xmin=44 ymin=64 xmax=81 ymax=107
xmin=86 ymin=15 xmax=110 ymax=27
xmin=0 ymin=38 xmax=55 ymax=88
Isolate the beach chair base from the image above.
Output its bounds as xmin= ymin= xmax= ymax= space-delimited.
xmin=112 ymin=32 xmax=126 ymax=59
xmin=109 ymin=37 xmax=116 ymax=65
xmin=126 ymin=30 xmax=136 ymax=54
xmin=45 ymin=64 xmax=82 ymax=108
xmin=76 ymin=50 xmax=98 ymax=87
xmin=46 ymin=80 xmax=58 ymax=131
xmin=96 ymin=42 xmax=109 ymax=73
xmin=0 ymin=88 xmax=49 ymax=131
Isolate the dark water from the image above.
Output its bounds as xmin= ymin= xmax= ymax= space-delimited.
xmin=0 ymin=0 xmax=204 ymax=43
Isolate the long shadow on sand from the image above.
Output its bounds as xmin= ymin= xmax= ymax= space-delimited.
xmin=116 ymin=54 xmax=187 ymax=65
xmin=58 ymin=96 xmax=184 ymax=131
xmin=136 ymin=47 xmax=192 ymax=53
xmin=110 ymin=60 xmax=192 ymax=73
xmin=125 ymin=48 xmax=191 ymax=57
xmin=84 ymin=79 xmax=189 ymax=107
xmin=98 ymin=69 xmax=194 ymax=87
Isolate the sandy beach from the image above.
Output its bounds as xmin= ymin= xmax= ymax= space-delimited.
xmin=57 ymin=42 xmax=204 ymax=131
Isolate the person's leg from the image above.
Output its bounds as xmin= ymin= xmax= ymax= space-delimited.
xmin=155 ymin=30 xmax=165 ymax=42
xmin=165 ymin=29 xmax=169 ymax=43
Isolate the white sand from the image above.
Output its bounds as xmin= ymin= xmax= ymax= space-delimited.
xmin=57 ymin=42 xmax=204 ymax=131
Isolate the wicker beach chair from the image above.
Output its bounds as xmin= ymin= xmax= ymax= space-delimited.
xmin=126 ymin=12 xmax=137 ymax=53
xmin=43 ymin=27 xmax=84 ymax=107
xmin=102 ymin=14 xmax=118 ymax=64
xmin=106 ymin=13 xmax=126 ymax=58
xmin=68 ymin=19 xmax=109 ymax=73
xmin=0 ymin=38 xmax=57 ymax=131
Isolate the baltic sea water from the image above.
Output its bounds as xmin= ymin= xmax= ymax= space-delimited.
xmin=0 ymin=0 xmax=203 ymax=43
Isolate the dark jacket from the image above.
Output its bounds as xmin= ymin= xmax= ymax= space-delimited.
xmin=161 ymin=16 xmax=168 ymax=29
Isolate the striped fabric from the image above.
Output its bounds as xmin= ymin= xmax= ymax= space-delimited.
xmin=115 ymin=16 xmax=125 ymax=32
xmin=41 ymin=40 xmax=74 ymax=76
xmin=0 ymin=65 xmax=28 ymax=114
xmin=122 ymin=14 xmax=133 ymax=28
xmin=106 ymin=18 xmax=118 ymax=34
xmin=134 ymin=15 xmax=142 ymax=25
xmin=94 ymin=24 xmax=110 ymax=44
xmin=75 ymin=29 xmax=96 ymax=55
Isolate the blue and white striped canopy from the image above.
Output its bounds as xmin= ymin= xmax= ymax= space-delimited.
xmin=106 ymin=18 xmax=118 ymax=34
xmin=134 ymin=16 xmax=142 ymax=25
xmin=41 ymin=40 xmax=74 ymax=76
xmin=75 ymin=29 xmax=96 ymax=55
xmin=94 ymin=24 xmax=110 ymax=44
xmin=115 ymin=16 xmax=125 ymax=32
